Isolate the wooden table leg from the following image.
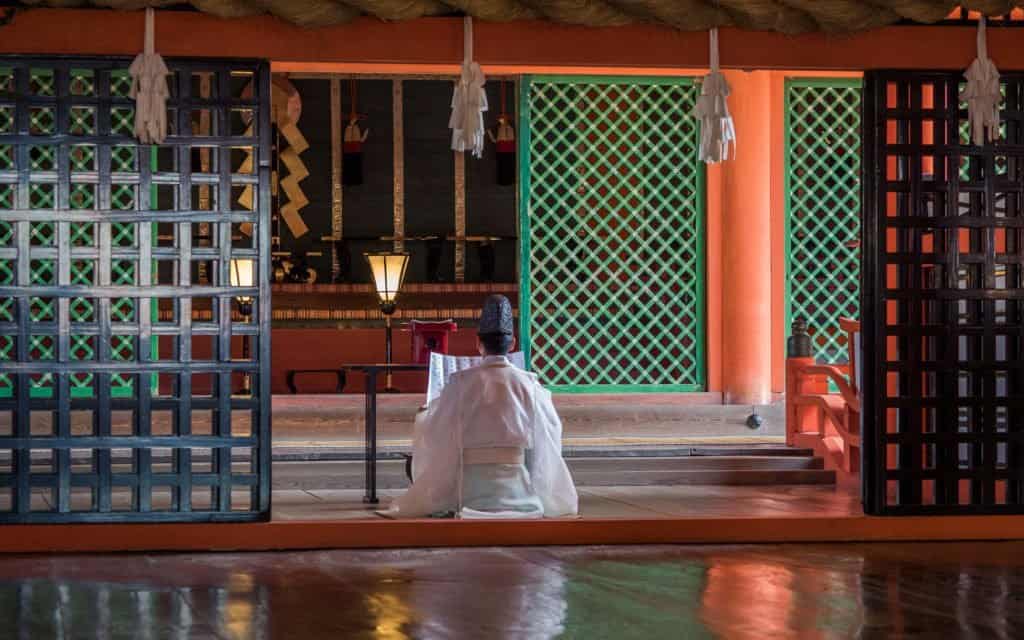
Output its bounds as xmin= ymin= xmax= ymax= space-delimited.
xmin=363 ymin=369 xmax=378 ymax=504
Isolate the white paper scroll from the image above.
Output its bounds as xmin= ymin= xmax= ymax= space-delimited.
xmin=427 ymin=351 xmax=526 ymax=404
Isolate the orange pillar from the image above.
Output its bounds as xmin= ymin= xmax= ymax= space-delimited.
xmin=721 ymin=70 xmax=772 ymax=405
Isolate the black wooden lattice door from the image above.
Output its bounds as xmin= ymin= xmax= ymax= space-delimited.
xmin=863 ymin=70 xmax=1024 ymax=515
xmin=0 ymin=57 xmax=271 ymax=522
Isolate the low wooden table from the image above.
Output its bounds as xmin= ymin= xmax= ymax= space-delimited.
xmin=344 ymin=364 xmax=428 ymax=504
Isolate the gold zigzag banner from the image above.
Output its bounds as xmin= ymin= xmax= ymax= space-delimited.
xmin=237 ymin=123 xmax=256 ymax=236
xmin=276 ymin=113 xmax=311 ymax=238
xmin=239 ymin=79 xmax=312 ymax=238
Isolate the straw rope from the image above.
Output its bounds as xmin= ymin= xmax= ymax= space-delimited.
xmin=21 ymin=1 xmax=1024 ymax=34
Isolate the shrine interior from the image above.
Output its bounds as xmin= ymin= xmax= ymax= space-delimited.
xmin=4 ymin=4 xmax=1022 ymax=530
xmin=6 ymin=14 xmax=1024 ymax=640
xmin=259 ymin=69 xmax=823 ymax=512
xmin=267 ymin=75 xmax=519 ymax=396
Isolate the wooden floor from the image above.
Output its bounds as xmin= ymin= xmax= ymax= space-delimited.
xmin=5 ymin=484 xmax=1024 ymax=553
xmin=271 ymin=484 xmax=860 ymax=521
xmin=3 ymin=401 xmax=1020 ymax=552
xmin=5 ymin=542 xmax=1022 ymax=638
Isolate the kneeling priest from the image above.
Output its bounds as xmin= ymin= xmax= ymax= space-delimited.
xmin=389 ymin=295 xmax=578 ymax=518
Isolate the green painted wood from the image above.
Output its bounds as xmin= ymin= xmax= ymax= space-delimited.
xmin=784 ymin=78 xmax=862 ymax=365
xmin=1 ymin=69 xmax=141 ymax=399
xmin=518 ymin=75 xmax=533 ymax=370
xmin=521 ymin=75 xmax=705 ymax=392
xmin=545 ymin=383 xmax=704 ymax=394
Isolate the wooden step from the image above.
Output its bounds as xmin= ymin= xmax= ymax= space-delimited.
xmin=270 ymin=443 xmax=812 ymax=462
xmin=20 ymin=444 xmax=817 ymax=466
xmin=272 ymin=456 xmax=836 ymax=491
xmin=269 ymin=397 xmax=787 ymax=441
xmin=567 ymin=456 xmax=825 ymax=472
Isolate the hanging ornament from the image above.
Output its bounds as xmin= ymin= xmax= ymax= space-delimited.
xmin=129 ymin=8 xmax=170 ymax=145
xmin=271 ymin=77 xmax=311 ymax=239
xmin=961 ymin=16 xmax=1000 ymax=147
xmin=450 ymin=15 xmax=488 ymax=158
xmin=343 ymin=79 xmax=369 ymax=186
xmin=487 ymin=80 xmax=516 ymax=185
xmin=691 ymin=28 xmax=736 ymax=164
xmin=237 ymin=76 xmax=304 ymax=238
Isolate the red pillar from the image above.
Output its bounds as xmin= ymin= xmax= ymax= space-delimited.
xmin=720 ymin=70 xmax=772 ymax=405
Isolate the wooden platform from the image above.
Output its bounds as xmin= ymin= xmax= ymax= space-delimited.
xmin=270 ymin=394 xmax=787 ymax=447
xmin=4 ymin=485 xmax=1024 ymax=553
xmin=273 ymin=451 xmax=835 ymax=490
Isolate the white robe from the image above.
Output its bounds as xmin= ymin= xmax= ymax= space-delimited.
xmin=389 ymin=355 xmax=578 ymax=518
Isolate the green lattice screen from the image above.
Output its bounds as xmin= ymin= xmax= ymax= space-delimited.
xmin=0 ymin=68 xmax=148 ymax=399
xmin=519 ymin=76 xmax=705 ymax=392
xmin=785 ymin=78 xmax=862 ymax=364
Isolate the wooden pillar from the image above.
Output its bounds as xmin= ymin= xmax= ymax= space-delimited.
xmin=721 ymin=70 xmax=772 ymax=405
xmin=454 ymin=150 xmax=466 ymax=282
xmin=392 ymin=79 xmax=405 ymax=253
xmin=329 ymin=78 xmax=343 ymax=281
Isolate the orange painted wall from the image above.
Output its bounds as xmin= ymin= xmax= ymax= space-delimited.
xmin=272 ymin=328 xmax=481 ymax=394
xmin=770 ymin=74 xmax=787 ymax=394
xmin=0 ymin=9 xmax=1020 ymax=72
xmin=705 ymin=165 xmax=723 ymax=393
xmin=720 ymin=71 xmax=772 ymax=405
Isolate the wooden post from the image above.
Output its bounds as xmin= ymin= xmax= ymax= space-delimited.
xmin=329 ymin=77 xmax=343 ymax=280
xmin=392 ymin=79 xmax=404 ymax=253
xmin=721 ymin=70 xmax=772 ymax=405
xmin=454 ymin=149 xmax=466 ymax=282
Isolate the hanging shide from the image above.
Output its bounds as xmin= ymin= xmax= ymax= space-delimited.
xmin=692 ymin=28 xmax=735 ymax=165
xmin=961 ymin=15 xmax=1001 ymax=146
xmin=129 ymin=7 xmax=169 ymax=145
xmin=449 ymin=15 xmax=488 ymax=159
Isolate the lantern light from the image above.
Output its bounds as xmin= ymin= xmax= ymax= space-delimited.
xmin=230 ymin=258 xmax=255 ymax=315
xmin=364 ymin=251 xmax=410 ymax=393
xmin=364 ymin=251 xmax=410 ymax=314
xmin=229 ymin=257 xmax=256 ymax=394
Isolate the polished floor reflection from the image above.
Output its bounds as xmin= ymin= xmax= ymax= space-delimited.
xmin=0 ymin=542 xmax=1021 ymax=639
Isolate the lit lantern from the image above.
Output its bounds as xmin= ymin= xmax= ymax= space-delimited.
xmin=230 ymin=258 xmax=255 ymax=316
xmin=364 ymin=251 xmax=410 ymax=392
xmin=364 ymin=251 xmax=409 ymax=315
xmin=230 ymin=257 xmax=255 ymax=394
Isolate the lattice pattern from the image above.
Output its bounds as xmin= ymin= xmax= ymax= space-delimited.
xmin=786 ymin=79 xmax=862 ymax=364
xmin=0 ymin=70 xmax=142 ymax=399
xmin=863 ymin=71 xmax=1024 ymax=515
xmin=521 ymin=77 xmax=704 ymax=391
xmin=0 ymin=60 xmax=270 ymax=523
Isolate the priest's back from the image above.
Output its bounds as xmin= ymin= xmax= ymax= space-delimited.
xmin=389 ymin=355 xmax=578 ymax=518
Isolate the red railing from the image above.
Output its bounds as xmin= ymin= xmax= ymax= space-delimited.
xmin=785 ymin=318 xmax=861 ymax=485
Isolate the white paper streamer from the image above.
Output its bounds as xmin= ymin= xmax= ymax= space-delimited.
xmin=449 ymin=16 xmax=489 ymax=158
xmin=128 ymin=8 xmax=170 ymax=145
xmin=961 ymin=16 xmax=1001 ymax=146
xmin=692 ymin=28 xmax=736 ymax=164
